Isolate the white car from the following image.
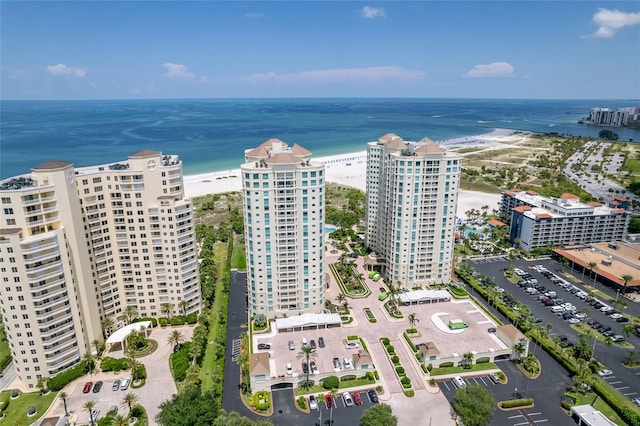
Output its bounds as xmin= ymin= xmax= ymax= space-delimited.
xmin=574 ymin=312 xmax=587 ymax=319
xmin=597 ymin=369 xmax=613 ymax=377
xmin=345 ymin=342 xmax=360 ymax=349
xmin=90 ymin=409 xmax=100 ymax=423
xmin=342 ymin=392 xmax=354 ymax=407
xmin=568 ymin=318 xmax=581 ymax=324
xmin=343 ymin=358 xmax=352 ymax=369
xmin=286 ymin=363 xmax=293 ymax=375
xmin=309 ymin=395 xmax=318 ymax=410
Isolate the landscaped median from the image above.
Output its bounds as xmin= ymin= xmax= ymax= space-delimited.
xmin=380 ymin=337 xmax=413 ymax=397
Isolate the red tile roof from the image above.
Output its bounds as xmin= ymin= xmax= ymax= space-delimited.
xmin=513 ymin=205 xmax=532 ymax=213
xmin=560 ymin=193 xmax=579 ymax=199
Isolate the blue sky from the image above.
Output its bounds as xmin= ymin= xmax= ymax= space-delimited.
xmin=2 ymin=1 xmax=639 ymax=100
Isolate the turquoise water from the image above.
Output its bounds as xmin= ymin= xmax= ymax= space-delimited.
xmin=325 ymin=227 xmax=336 ymax=234
xmin=2 ymin=98 xmax=639 ymax=179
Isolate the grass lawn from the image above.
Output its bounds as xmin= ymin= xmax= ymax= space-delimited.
xmin=0 ymin=390 xmax=58 ymax=426
xmin=231 ymin=238 xmax=246 ymax=271
xmin=564 ymin=391 xmax=623 ymax=425
xmin=199 ymin=242 xmax=230 ymax=393
xmin=293 ymin=378 xmax=376 ymax=396
xmin=430 ymin=362 xmax=499 ymax=376
xmin=0 ymin=329 xmax=10 ymax=368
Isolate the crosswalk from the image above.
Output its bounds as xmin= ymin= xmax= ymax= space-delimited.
xmin=231 ymin=339 xmax=241 ymax=361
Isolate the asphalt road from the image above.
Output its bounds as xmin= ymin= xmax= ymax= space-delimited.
xmin=467 ymin=257 xmax=640 ymax=404
xmin=222 ymin=271 xmax=377 ymax=425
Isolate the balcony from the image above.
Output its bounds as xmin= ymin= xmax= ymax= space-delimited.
xmin=26 ymin=266 xmax=63 ymax=282
xmin=24 ymin=248 xmax=61 ymax=264
xmin=31 ymin=286 xmax=67 ymax=303
xmin=45 ymin=346 xmax=80 ymax=367
xmin=35 ymin=304 xmax=71 ymax=320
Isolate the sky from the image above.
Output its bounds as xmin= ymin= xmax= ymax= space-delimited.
xmin=2 ymin=1 xmax=640 ymax=100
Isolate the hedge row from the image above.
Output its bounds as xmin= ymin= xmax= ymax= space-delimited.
xmin=403 ymin=332 xmax=418 ymax=353
xmin=170 ymin=341 xmax=192 ymax=382
xmin=501 ymin=398 xmax=534 ymax=409
xmin=49 ymin=361 xmax=89 ymax=391
xmin=100 ymin=357 xmax=131 ymax=372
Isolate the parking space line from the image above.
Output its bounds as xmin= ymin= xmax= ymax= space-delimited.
xmin=616 ymin=386 xmax=629 ymax=391
xmin=608 ymin=380 xmax=622 ymax=385
xmin=478 ymin=376 xmax=488 ymax=386
xmin=528 ymin=412 xmax=542 ymax=416
xmin=513 ymin=422 xmax=529 ymax=426
xmin=624 ymin=392 xmax=637 ymax=397
xmin=533 ymin=420 xmax=549 ymax=423
xmin=508 ymin=414 xmax=524 ymax=419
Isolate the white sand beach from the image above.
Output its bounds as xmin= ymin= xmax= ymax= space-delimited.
xmin=183 ymin=130 xmax=509 ymax=218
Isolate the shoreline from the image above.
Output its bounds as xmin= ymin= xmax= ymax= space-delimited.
xmin=183 ymin=128 xmax=509 ymax=218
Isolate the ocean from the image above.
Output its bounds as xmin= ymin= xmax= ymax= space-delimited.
xmin=1 ymin=98 xmax=639 ymax=179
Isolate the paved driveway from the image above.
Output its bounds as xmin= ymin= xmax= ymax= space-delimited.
xmin=46 ymin=325 xmax=194 ymax=425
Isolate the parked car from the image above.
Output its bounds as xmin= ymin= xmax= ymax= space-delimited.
xmin=368 ymin=389 xmax=379 ymax=403
xmin=286 ymin=363 xmax=293 ymax=375
xmin=302 ymin=361 xmax=309 ymax=374
xmin=612 ymin=335 xmax=625 ymax=342
xmin=310 ymin=361 xmax=319 ymax=375
xmin=120 ymin=378 xmax=131 ymax=390
xmin=345 ymin=341 xmax=360 ymax=349
xmin=318 ymin=337 xmax=325 ymax=348
xmin=109 ymin=405 xmax=118 ymax=413
xmin=342 ymin=392 xmax=354 ymax=407
xmin=343 ymin=358 xmax=353 ymax=369
xmin=325 ymin=394 xmax=333 ymax=408
xmin=333 ymin=357 xmax=341 ymax=371
xmin=487 ymin=327 xmax=496 ymax=333
xmin=93 ymin=381 xmax=103 ymax=393
xmin=257 ymin=343 xmax=271 ymax=350
xmin=354 ymin=393 xmax=362 ymax=405
xmin=616 ymin=316 xmax=630 ymax=323
xmin=288 ymin=340 xmax=295 ymax=350
xmin=310 ymin=339 xmax=317 ymax=349
xmin=112 ymin=380 xmax=120 ymax=391
xmin=83 ymin=382 xmax=93 ymax=393
xmin=90 ymin=409 xmax=100 ymax=423
xmin=489 ymin=373 xmax=501 ymax=384
xmin=597 ymin=369 xmax=613 ymax=377
xmin=309 ymin=395 xmax=318 ymax=410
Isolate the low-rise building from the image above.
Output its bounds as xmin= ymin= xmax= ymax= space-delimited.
xmin=500 ymin=190 xmax=629 ymax=252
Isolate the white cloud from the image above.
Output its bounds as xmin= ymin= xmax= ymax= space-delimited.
xmin=162 ymin=63 xmax=195 ymax=79
xmin=46 ymin=64 xmax=86 ymax=78
xmin=244 ymin=66 xmax=424 ymax=84
xmin=361 ymin=6 xmax=385 ymax=19
xmin=463 ymin=62 xmax=515 ymax=78
xmin=161 ymin=63 xmax=208 ymax=82
xmin=587 ymin=8 xmax=640 ymax=38
xmin=244 ymin=13 xmax=263 ymax=19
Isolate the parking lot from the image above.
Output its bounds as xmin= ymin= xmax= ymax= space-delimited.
xmin=468 ymin=257 xmax=640 ymax=410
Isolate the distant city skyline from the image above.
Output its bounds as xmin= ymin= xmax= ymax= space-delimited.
xmin=2 ymin=1 xmax=639 ymax=100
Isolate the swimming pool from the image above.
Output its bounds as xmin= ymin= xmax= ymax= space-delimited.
xmin=325 ymin=226 xmax=336 ymax=234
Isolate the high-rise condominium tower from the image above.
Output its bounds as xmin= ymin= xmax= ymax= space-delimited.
xmin=0 ymin=150 xmax=201 ymax=388
xmin=242 ymin=139 xmax=325 ymax=319
xmin=365 ymin=133 xmax=461 ymax=286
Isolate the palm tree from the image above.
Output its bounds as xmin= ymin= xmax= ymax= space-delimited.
xmin=121 ymin=392 xmax=140 ymax=411
xmin=129 ymin=358 xmax=140 ymax=380
xmin=161 ymin=302 xmax=174 ymax=320
xmin=178 ymin=299 xmax=188 ymax=317
xmin=168 ymin=330 xmax=184 ymax=352
xmin=101 ymin=316 xmax=114 ymax=338
xmin=513 ymin=343 xmax=525 ymax=361
xmin=91 ymin=339 xmax=102 ymax=359
xmin=621 ymin=274 xmax=634 ymax=296
xmin=112 ymin=414 xmax=128 ymax=426
xmin=296 ymin=344 xmax=318 ymax=391
xmin=341 ymin=300 xmax=351 ymax=315
xmin=335 ymin=293 xmax=346 ymax=305
xmin=124 ymin=305 xmax=138 ymax=325
xmin=83 ymin=353 xmax=96 ymax=376
xmin=623 ymin=324 xmax=635 ymax=339
xmin=462 ymin=352 xmax=474 ymax=369
xmin=587 ymin=261 xmax=598 ymax=288
xmin=545 ymin=323 xmax=553 ymax=339
xmin=59 ymin=391 xmax=68 ymax=416
xmin=407 ymin=313 xmax=419 ymax=331
xmin=83 ymin=400 xmax=97 ymax=426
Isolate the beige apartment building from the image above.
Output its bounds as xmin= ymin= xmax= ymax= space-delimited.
xmin=0 ymin=150 xmax=201 ymax=388
xmin=365 ymin=133 xmax=461 ymax=286
xmin=241 ymin=139 xmax=325 ymax=319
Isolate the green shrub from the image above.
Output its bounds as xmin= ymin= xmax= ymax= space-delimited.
xmin=170 ymin=342 xmax=192 ymax=382
xmin=381 ymin=337 xmax=390 ymax=345
xmin=159 ymin=317 xmax=168 ymax=327
xmin=429 ymin=378 xmax=436 ymax=387
xmin=427 ymin=363 xmax=433 ymax=372
xmin=49 ymin=361 xmax=89 ymax=391
xmin=133 ymin=363 xmax=147 ymax=380
xmin=395 ymin=366 xmax=405 ymax=375
xmin=476 ymin=357 xmax=490 ymax=364
xmin=400 ymin=377 xmax=411 ymax=385
xmin=340 ymin=375 xmax=356 ymax=382
xmin=170 ymin=316 xmax=186 ymax=326
xmin=0 ymin=355 xmax=11 ymax=371
xmin=10 ymin=389 xmax=19 ymax=398
xmin=403 ymin=332 xmax=418 ymax=352
xmin=297 ymin=396 xmax=307 ymax=410
xmin=406 ymin=328 xmax=417 ymax=334
xmin=439 ymin=362 xmax=454 ymax=368
xmin=404 ymin=390 xmax=415 ymax=397
xmin=374 ymin=371 xmax=379 ymax=380
xmin=186 ymin=313 xmax=198 ymax=324
xmin=420 ymin=364 xmax=428 ymax=373
xmin=347 ymin=335 xmax=358 ymax=341
xmin=253 ymin=314 xmax=267 ymax=329
xmin=392 ymin=355 xmax=399 ymax=364
xmin=0 ymin=394 xmax=10 ymax=413
xmin=132 ymin=317 xmax=158 ymax=327
xmin=130 ymin=405 xmax=144 ymax=418
xmin=100 ymin=357 xmax=131 ymax=372
xmin=365 ymin=372 xmax=375 ymax=381
xmin=322 ymin=376 xmax=339 ymax=389
xmin=500 ymin=398 xmax=534 ymax=409
xmin=386 ymin=345 xmax=395 ymax=354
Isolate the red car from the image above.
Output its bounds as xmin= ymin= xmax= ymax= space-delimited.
xmin=354 ymin=393 xmax=362 ymax=405
xmin=325 ymin=393 xmax=333 ymax=408
xmin=83 ymin=382 xmax=93 ymax=393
